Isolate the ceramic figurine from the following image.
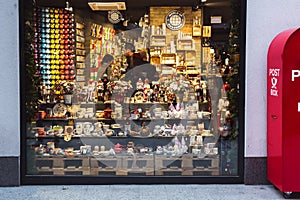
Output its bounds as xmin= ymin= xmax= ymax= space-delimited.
xmin=143 ymin=78 xmax=151 ymax=101
xmin=136 ymin=78 xmax=144 ymax=91
xmin=87 ymin=80 xmax=96 ymax=102
xmin=109 ymin=148 xmax=116 ymax=156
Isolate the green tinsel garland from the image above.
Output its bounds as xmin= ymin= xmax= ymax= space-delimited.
xmin=24 ymin=1 xmax=42 ymax=122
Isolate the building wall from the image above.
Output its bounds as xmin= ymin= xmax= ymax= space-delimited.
xmin=1 ymin=0 xmax=300 ymax=185
xmin=0 ymin=0 xmax=20 ymax=186
xmin=245 ymin=0 xmax=300 ymax=184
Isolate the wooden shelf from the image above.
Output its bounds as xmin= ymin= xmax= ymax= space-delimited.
xmin=150 ymin=35 xmax=167 ymax=47
xmin=34 ymin=154 xmax=219 ymax=176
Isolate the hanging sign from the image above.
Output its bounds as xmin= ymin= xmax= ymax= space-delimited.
xmin=165 ymin=10 xmax=185 ymax=31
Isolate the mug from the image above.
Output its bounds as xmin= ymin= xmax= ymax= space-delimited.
xmin=83 ymin=122 xmax=93 ymax=135
xmin=74 ymin=123 xmax=83 ymax=135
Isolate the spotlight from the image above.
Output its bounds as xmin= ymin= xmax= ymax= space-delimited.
xmin=65 ymin=1 xmax=73 ymax=12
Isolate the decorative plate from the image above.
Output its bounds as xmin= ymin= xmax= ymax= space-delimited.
xmin=52 ymin=103 xmax=67 ymax=117
xmin=165 ymin=10 xmax=185 ymax=31
xmin=134 ymin=91 xmax=144 ymax=103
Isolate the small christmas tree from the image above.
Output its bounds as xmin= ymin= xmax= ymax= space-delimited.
xmin=225 ymin=0 xmax=241 ymax=139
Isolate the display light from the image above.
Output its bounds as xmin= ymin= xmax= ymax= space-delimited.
xmin=65 ymin=1 xmax=73 ymax=12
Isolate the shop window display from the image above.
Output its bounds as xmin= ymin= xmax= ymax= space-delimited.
xmin=23 ymin=0 xmax=241 ymax=181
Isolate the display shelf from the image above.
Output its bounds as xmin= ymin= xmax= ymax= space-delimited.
xmin=76 ymin=22 xmax=85 ymax=30
xmin=176 ymin=39 xmax=195 ymax=51
xmin=27 ymin=135 xmax=176 ymax=140
xmin=161 ymin=53 xmax=177 ymax=65
xmin=34 ymin=153 xmax=219 ymax=176
xmin=35 ymin=155 xmax=90 ymax=175
xmin=150 ymin=35 xmax=167 ymax=47
xmin=90 ymin=156 xmax=122 ymax=176
xmin=155 ymin=154 xmax=219 ymax=176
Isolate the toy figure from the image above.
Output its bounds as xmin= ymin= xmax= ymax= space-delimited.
xmin=143 ymin=78 xmax=151 ymax=101
xmin=97 ymin=79 xmax=104 ymax=102
xmin=87 ymin=80 xmax=96 ymax=102
xmin=136 ymin=78 xmax=144 ymax=91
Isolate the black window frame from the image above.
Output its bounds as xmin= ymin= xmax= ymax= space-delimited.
xmin=19 ymin=0 xmax=246 ymax=185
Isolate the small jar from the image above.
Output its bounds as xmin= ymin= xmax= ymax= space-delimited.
xmin=104 ymin=107 xmax=112 ymax=119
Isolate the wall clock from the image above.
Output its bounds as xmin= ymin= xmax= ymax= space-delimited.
xmin=165 ymin=10 xmax=185 ymax=31
xmin=108 ymin=10 xmax=122 ymax=24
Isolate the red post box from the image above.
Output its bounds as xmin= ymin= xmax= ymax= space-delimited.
xmin=267 ymin=28 xmax=300 ymax=198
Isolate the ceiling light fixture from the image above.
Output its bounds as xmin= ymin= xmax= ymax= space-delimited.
xmin=88 ymin=2 xmax=126 ymax=11
xmin=65 ymin=1 xmax=73 ymax=12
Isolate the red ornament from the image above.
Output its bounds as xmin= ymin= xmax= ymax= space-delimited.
xmin=223 ymin=82 xmax=230 ymax=91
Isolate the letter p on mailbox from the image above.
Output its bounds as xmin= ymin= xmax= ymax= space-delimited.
xmin=292 ymin=70 xmax=300 ymax=81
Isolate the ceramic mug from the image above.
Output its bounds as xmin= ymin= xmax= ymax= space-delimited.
xmin=74 ymin=123 xmax=83 ymax=135
xmin=83 ymin=122 xmax=93 ymax=135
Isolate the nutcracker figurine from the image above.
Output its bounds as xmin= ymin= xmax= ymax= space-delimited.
xmin=96 ymin=79 xmax=104 ymax=102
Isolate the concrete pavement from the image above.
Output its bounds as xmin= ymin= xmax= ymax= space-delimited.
xmin=0 ymin=184 xmax=294 ymax=200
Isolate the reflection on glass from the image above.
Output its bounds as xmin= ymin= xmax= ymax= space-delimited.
xmin=24 ymin=1 xmax=240 ymax=178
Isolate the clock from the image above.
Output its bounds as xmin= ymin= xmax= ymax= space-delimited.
xmin=165 ymin=10 xmax=185 ymax=31
xmin=108 ymin=10 xmax=122 ymax=24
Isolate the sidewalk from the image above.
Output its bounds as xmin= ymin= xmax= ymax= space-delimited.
xmin=0 ymin=184 xmax=292 ymax=200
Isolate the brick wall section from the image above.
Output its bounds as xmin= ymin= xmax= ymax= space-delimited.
xmin=149 ymin=7 xmax=202 ymax=68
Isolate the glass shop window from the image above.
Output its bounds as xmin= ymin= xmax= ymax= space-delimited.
xmin=23 ymin=0 xmax=241 ymax=179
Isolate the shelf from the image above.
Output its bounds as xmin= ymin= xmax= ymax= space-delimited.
xmin=177 ymin=39 xmax=195 ymax=51
xmin=150 ymin=35 xmax=167 ymax=47
xmin=27 ymin=133 xmax=215 ymax=140
xmin=161 ymin=53 xmax=176 ymax=65
xmin=37 ymin=117 xmax=210 ymax=123
xmin=27 ymin=135 xmax=176 ymax=140
xmin=76 ymin=22 xmax=85 ymax=30
xmin=34 ymin=152 xmax=220 ymax=176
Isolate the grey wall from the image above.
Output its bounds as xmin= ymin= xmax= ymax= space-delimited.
xmin=0 ymin=0 xmax=20 ymax=186
xmin=1 ymin=0 xmax=300 ymax=185
xmin=245 ymin=0 xmax=300 ymax=157
xmin=0 ymin=1 xmax=20 ymax=156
